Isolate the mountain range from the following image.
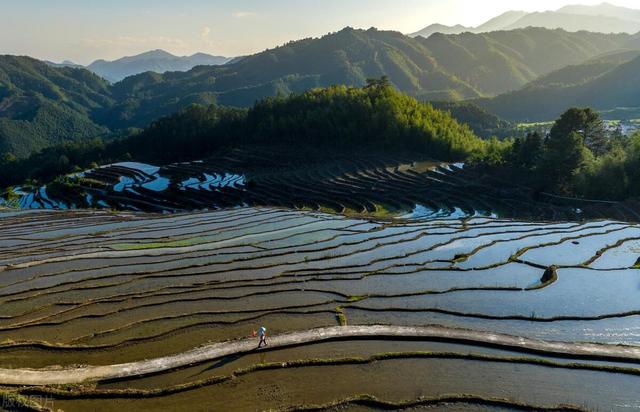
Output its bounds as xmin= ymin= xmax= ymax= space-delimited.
xmin=3 ymin=25 xmax=640 ymax=158
xmin=46 ymin=50 xmax=233 ymax=83
xmin=410 ymin=3 xmax=640 ymax=38
xmin=100 ymin=26 xmax=636 ymax=121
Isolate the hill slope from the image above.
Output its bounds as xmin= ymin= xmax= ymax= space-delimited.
xmin=0 ymin=56 xmax=112 ymax=157
xmin=478 ymin=53 xmax=640 ymax=121
xmin=475 ymin=11 xmax=529 ymax=32
xmin=528 ymin=49 xmax=640 ymax=87
xmin=416 ymin=28 xmax=632 ymax=96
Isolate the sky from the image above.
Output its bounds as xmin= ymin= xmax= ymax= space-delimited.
xmin=1 ymin=0 xmax=639 ymax=64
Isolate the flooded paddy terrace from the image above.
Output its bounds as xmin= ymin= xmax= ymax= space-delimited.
xmin=5 ymin=147 xmax=640 ymax=223
xmin=0 ymin=207 xmax=638 ymax=411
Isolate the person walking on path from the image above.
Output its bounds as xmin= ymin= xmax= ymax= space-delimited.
xmin=257 ymin=326 xmax=267 ymax=348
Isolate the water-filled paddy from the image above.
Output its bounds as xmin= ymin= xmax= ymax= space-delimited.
xmin=5 ymin=154 xmax=639 ymax=222
xmin=48 ymin=357 xmax=640 ymax=412
xmin=0 ymin=207 xmax=639 ymax=411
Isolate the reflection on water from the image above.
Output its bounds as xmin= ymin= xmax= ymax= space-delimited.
xmin=2 ymin=161 xmax=246 ymax=210
xmin=399 ymin=204 xmax=498 ymax=220
xmin=3 ymin=206 xmax=640 ymax=411
xmin=55 ymin=356 xmax=640 ymax=412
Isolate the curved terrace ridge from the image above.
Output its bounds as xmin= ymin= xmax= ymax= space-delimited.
xmin=2 ymin=325 xmax=640 ymax=386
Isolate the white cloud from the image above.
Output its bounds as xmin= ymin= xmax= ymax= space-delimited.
xmin=232 ymin=11 xmax=256 ymax=18
xmin=82 ymin=36 xmax=189 ymax=49
xmin=199 ymin=26 xmax=218 ymax=49
xmin=80 ymin=36 xmax=192 ymax=59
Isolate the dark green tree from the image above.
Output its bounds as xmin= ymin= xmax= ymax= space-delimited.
xmin=608 ymin=125 xmax=626 ymax=150
xmin=549 ymin=108 xmax=607 ymax=156
xmin=365 ymin=76 xmax=391 ymax=88
xmin=511 ymin=132 xmax=544 ymax=170
xmin=580 ymin=146 xmax=628 ymax=199
xmin=542 ymin=130 xmax=591 ymax=193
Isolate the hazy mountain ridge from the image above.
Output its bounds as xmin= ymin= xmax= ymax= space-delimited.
xmin=410 ymin=2 xmax=640 ymax=38
xmin=503 ymin=11 xmax=640 ymax=33
xmin=410 ymin=23 xmax=472 ymax=39
xmin=475 ymin=11 xmax=529 ymax=32
xmin=557 ymin=2 xmax=640 ymax=21
xmin=86 ymin=49 xmax=233 ymax=82
xmin=410 ymin=11 xmax=528 ymax=38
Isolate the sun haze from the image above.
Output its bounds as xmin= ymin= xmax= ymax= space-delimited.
xmin=1 ymin=0 xmax=638 ymax=63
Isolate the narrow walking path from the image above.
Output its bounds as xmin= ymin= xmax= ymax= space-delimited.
xmin=1 ymin=325 xmax=640 ymax=386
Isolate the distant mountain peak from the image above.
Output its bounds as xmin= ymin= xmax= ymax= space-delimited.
xmin=135 ymin=49 xmax=176 ymax=59
xmin=44 ymin=59 xmax=83 ymax=69
xmin=409 ymin=23 xmax=472 ymax=38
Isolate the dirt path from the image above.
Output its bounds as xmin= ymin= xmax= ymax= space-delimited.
xmin=1 ymin=325 xmax=640 ymax=386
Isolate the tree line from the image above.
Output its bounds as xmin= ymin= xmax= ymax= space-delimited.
xmin=2 ymin=81 xmax=638 ymax=203
xmin=482 ymin=107 xmax=640 ymax=200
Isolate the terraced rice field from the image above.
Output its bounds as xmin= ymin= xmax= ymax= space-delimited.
xmin=0 ymin=207 xmax=639 ymax=411
xmin=6 ymin=148 xmax=640 ymax=222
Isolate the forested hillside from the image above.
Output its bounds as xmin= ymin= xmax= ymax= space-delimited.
xmin=418 ymin=28 xmax=633 ymax=96
xmin=2 ymin=27 xmax=639 ymax=158
xmin=0 ymin=56 xmax=112 ymax=157
xmin=479 ymin=53 xmax=640 ymax=122
xmin=429 ymin=101 xmax=514 ymax=138
xmin=0 ymin=82 xmax=493 ymax=187
xmin=528 ymin=50 xmax=640 ymax=88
